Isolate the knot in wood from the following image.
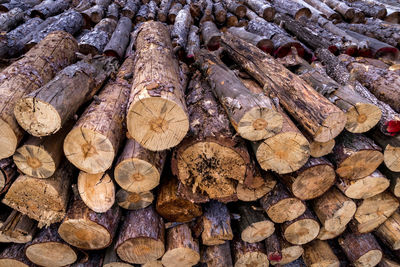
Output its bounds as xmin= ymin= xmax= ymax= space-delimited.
xmin=253 ymin=118 xmax=268 ymax=130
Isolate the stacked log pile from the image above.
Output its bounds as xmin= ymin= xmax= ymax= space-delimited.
xmin=0 ymin=0 xmax=399 ymax=266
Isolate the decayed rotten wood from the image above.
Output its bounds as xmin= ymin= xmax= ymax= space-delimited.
xmin=244 ymin=0 xmax=275 ymax=21
xmin=237 ymin=203 xmax=274 ymax=243
xmin=104 ymin=16 xmax=132 ymax=58
xmin=116 ymin=206 xmax=165 ymax=264
xmin=280 ymin=157 xmax=335 ymax=200
xmin=0 ymin=158 xmax=17 ymax=195
xmin=232 ymin=239 xmax=269 ymax=267
xmin=0 ymin=8 xmax=24 ymax=32
xmin=336 ymin=170 xmax=390 ymax=199
xmin=303 ymin=240 xmax=340 ymax=267
xmin=376 ymin=211 xmax=400 ymax=251
xmin=127 ymin=21 xmax=189 ymax=151
xmin=281 ymin=209 xmax=320 ymax=245
xmin=30 ymin=0 xmax=69 ymax=19
xmin=330 ymin=132 xmax=383 ymax=180
xmin=161 ymin=224 xmax=200 ymax=267
xmin=2 ymin=162 xmax=76 ymax=227
xmin=0 ymin=208 xmax=36 ymax=244
xmin=236 ymin=168 xmax=276 ymax=202
xmin=168 ymin=2 xmax=182 ymax=23
xmin=156 ymin=175 xmax=202 ymax=222
xmin=260 ymin=182 xmax=306 ymax=223
xmin=58 ymin=197 xmax=121 ymax=250
xmin=227 ymin=27 xmax=273 ymax=53
xmin=0 ymin=31 xmax=77 ymax=160
xmin=339 ymin=232 xmax=382 ymax=267
xmin=269 ymin=233 xmax=304 ymax=265
xmin=316 ymin=48 xmax=400 ymax=136
xmin=0 ymin=243 xmax=34 ymax=267
xmin=78 ymin=18 xmax=117 ymax=55
xmin=13 ymin=122 xmax=72 ymax=179
xmin=201 ymin=201 xmax=233 ymax=245
xmin=221 ymin=32 xmax=346 ymax=142
xmin=107 ymin=3 xmax=120 ymax=20
xmin=312 ymin=187 xmax=356 ymax=238
xmin=15 ymin=56 xmax=119 ymax=139
xmin=186 ymin=25 xmax=200 ymax=59
xmin=25 ymin=224 xmax=78 ymax=267
xmin=200 ymin=241 xmax=233 ymax=267
xmin=201 ymin=21 xmax=221 ymax=50
xmin=302 ymin=0 xmax=341 ymax=21
xmin=352 ymin=191 xmax=399 ymax=234
xmin=116 ymin=189 xmax=154 ymax=210
xmin=272 ymin=0 xmax=311 ymax=20
xmin=121 ymin=0 xmax=139 ymax=18
xmin=63 ymin=56 xmax=131 ymax=174
xmin=223 ymin=0 xmax=247 ymax=18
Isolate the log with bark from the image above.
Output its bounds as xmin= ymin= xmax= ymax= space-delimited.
xmin=0 ymin=208 xmax=36 ymax=244
xmin=186 ymin=25 xmax=200 ymax=59
xmin=0 ymin=0 xmax=40 ymax=11
xmin=376 ymin=211 xmax=400 ymax=251
xmin=75 ymin=0 xmax=92 ymax=12
xmin=121 ymin=0 xmax=139 ymax=18
xmin=127 ymin=21 xmax=189 ymax=151
xmin=352 ymin=191 xmax=399 ymax=234
xmin=244 ymin=0 xmax=275 ymax=21
xmin=336 ymin=170 xmax=390 ymax=199
xmin=260 ymin=182 xmax=306 ymax=223
xmin=30 ymin=0 xmax=70 ymax=19
xmin=168 ymin=2 xmax=182 ymax=23
xmin=200 ymin=201 xmax=233 ymax=245
xmin=346 ymin=1 xmax=387 ymax=19
xmin=320 ymin=0 xmax=355 ymax=20
xmin=71 ymin=252 xmax=104 ymax=267
xmin=226 ymin=12 xmax=238 ymax=26
xmin=227 ymin=26 xmax=273 ymax=53
xmin=272 ymin=0 xmax=311 ymax=20
xmin=339 ymin=232 xmax=383 ymax=267
xmin=281 ymin=209 xmax=320 ymax=245
xmin=116 ymin=189 xmax=154 ymax=210
xmin=0 ymin=243 xmax=34 ymax=267
xmin=104 ymin=16 xmax=132 ymax=58
xmin=200 ymin=0 xmax=213 ymax=23
xmin=380 ymin=166 xmax=400 ymax=197
xmin=0 ymin=8 xmax=24 ymax=32
xmin=103 ymin=238 xmax=133 ymax=267
xmin=81 ymin=4 xmax=105 ymax=25
xmin=264 ymin=232 xmax=282 ymax=263
xmin=268 ymin=232 xmax=304 ymax=265
xmin=303 ymin=240 xmax=340 ymax=267
xmin=223 ymin=0 xmax=247 ymax=18
xmin=200 ymin=241 xmax=233 ymax=267
xmin=115 ymin=206 xmax=165 ymax=264
xmin=0 ymin=31 xmax=77 ymax=160
xmin=25 ymin=223 xmax=78 ymax=267
xmin=369 ymin=130 xmax=400 ymax=174
xmin=302 ymin=0 xmax=342 ymax=21
xmin=2 ymin=162 xmax=76 ymax=227
xmin=107 ymin=3 xmax=120 ymax=20
xmin=232 ymin=239 xmax=269 ymax=267
xmin=221 ymin=32 xmax=346 ymax=142
xmin=213 ymin=2 xmax=226 ymax=24
xmin=171 ymin=5 xmax=192 ymax=51
xmin=0 ymin=158 xmax=17 ymax=195
xmin=201 ymin=21 xmax=221 ymax=51
xmin=379 ymin=257 xmax=400 ymax=267
xmin=158 ymin=0 xmax=172 ymax=21
xmin=161 ymin=224 xmax=200 ymax=267
xmin=79 ymin=18 xmax=117 ymax=55
xmin=316 ymin=48 xmax=400 ymax=136
xmin=330 ymin=132 xmax=383 ymax=180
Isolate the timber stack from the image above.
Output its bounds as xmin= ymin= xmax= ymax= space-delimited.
xmin=0 ymin=0 xmax=400 ymax=266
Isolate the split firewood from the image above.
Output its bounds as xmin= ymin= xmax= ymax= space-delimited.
xmin=336 ymin=170 xmax=390 ymax=199
xmin=107 ymin=3 xmax=120 ymax=20
xmin=25 ymin=224 xmax=78 ymax=267
xmin=272 ymin=0 xmax=311 ymax=20
xmin=0 ymin=8 xmax=24 ymax=32
xmin=236 ymin=169 xmax=276 ymax=201
xmin=0 ymin=208 xmax=36 ymax=244
xmin=104 ymin=16 xmax=132 ymax=58
xmin=0 ymin=243 xmax=34 ymax=267
xmin=156 ymin=175 xmax=202 ymax=222
xmin=158 ymin=0 xmax=173 ymax=21
xmin=280 ymin=157 xmax=335 ymax=200
xmin=30 ymin=0 xmax=70 ymax=19
xmin=171 ymin=5 xmax=192 ymax=51
xmin=58 ymin=197 xmax=121 ymax=250
xmin=0 ymin=31 xmax=77 ymax=160
xmin=303 ymin=240 xmax=340 ymax=267
xmin=376 ymin=211 xmax=400 ymax=251
xmin=201 ymin=201 xmax=233 ymax=245
xmin=77 ymin=171 xmax=115 ymax=213
xmin=227 ymin=27 xmax=273 ymax=53
xmin=380 ymin=166 xmax=400 ymax=197
xmin=223 ymin=0 xmax=247 ymax=18
xmin=168 ymin=2 xmax=182 ymax=23
xmin=0 ymin=158 xmax=17 ymax=195
xmin=186 ymin=25 xmax=200 ymax=59
xmin=0 ymin=0 xmax=41 ymax=11
xmin=237 ymin=203 xmax=274 ymax=243
xmin=2 ymin=162 xmax=76 ymax=227
xmin=121 ymin=0 xmax=139 ymax=18
xmin=200 ymin=241 xmax=233 ymax=267
xmin=201 ymin=21 xmax=221 ymax=50
xmin=281 ymin=209 xmax=320 ymax=245
xmin=302 ymin=0 xmax=341 ymax=21
xmin=260 ymin=182 xmax=306 ymax=223
xmin=213 ymin=2 xmax=226 ymax=24
xmin=232 ymin=239 xmax=269 ymax=267
xmin=79 ymin=18 xmax=117 ymax=55
xmin=339 ymin=232 xmax=382 ymax=267
xmin=127 ymin=21 xmax=189 ymax=151
xmin=116 ymin=189 xmax=154 ymax=210
xmin=161 ymin=224 xmax=200 ymax=267
xmin=268 ymin=232 xmax=304 ymax=265
xmin=330 ymin=132 xmax=383 ymax=180
xmin=351 ymin=191 xmax=399 ymax=234
xmin=63 ymin=56 xmax=131 ymax=174
xmin=221 ymin=32 xmax=346 ymax=142
xmin=116 ymin=206 xmax=165 ymax=264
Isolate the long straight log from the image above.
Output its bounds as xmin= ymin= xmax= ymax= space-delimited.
xmin=227 ymin=26 xmax=273 ymax=53
xmin=0 ymin=8 xmax=24 ymax=32
xmin=244 ymin=0 xmax=275 ymax=21
xmin=272 ymin=0 xmax=311 ymax=20
xmin=345 ymin=1 xmax=387 ymax=19
xmin=30 ymin=0 xmax=70 ymax=19
xmin=104 ymin=16 xmax=132 ymax=59
xmin=302 ymin=0 xmax=341 ymax=21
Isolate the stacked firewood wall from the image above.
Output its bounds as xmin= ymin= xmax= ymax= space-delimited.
xmin=0 ymin=0 xmax=399 ymax=266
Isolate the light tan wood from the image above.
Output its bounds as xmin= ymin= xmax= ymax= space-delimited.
xmin=116 ymin=189 xmax=154 ymax=210
xmin=303 ymin=240 xmax=340 ymax=267
xmin=281 ymin=210 xmax=320 ymax=245
xmin=236 ymin=172 xmax=276 ymax=201
xmin=232 ymin=240 xmax=269 ymax=267
xmin=309 ymin=139 xmax=335 ymax=158
xmin=317 ymin=225 xmax=346 ymax=241
xmin=376 ymin=211 xmax=400 ymax=250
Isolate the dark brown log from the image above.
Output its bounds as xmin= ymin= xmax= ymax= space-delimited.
xmin=330 ymin=132 xmax=383 ymax=180
xmin=281 ymin=209 xmax=320 ymax=245
xmin=380 ymin=166 xmax=400 ymax=197
xmin=260 ymin=182 xmax=306 ymax=223
xmin=15 ymin=56 xmax=119 ymax=138
xmin=158 ymin=0 xmax=173 ymax=21
xmin=224 ymin=0 xmax=247 ymax=18
xmin=0 ymin=208 xmax=36 ymax=244
xmin=213 ymin=2 xmax=226 ymax=23
xmin=116 ymin=189 xmax=154 ymax=210
xmin=315 ymin=48 xmax=400 ymax=136
xmin=302 ymin=0 xmax=342 ymax=21
xmin=0 ymin=243 xmax=33 ymax=267
xmin=352 ymin=191 xmax=399 ymax=234
xmin=379 ymin=257 xmax=400 ymax=267
xmin=201 ymin=201 xmax=233 ymax=245
xmin=376 ymin=211 xmax=400 ymax=251
xmin=200 ymin=241 xmax=233 ymax=267
xmin=280 ymin=157 xmax=335 ymax=200
xmin=71 ymin=252 xmax=104 ymax=267
xmin=168 ymin=2 xmax=182 ymax=24
xmin=104 ymin=16 xmax=132 ymax=58
xmin=30 ymin=0 xmax=70 ymax=19
xmin=264 ymin=232 xmax=281 ymax=263
xmin=339 ymin=232 xmax=382 ymax=267
xmin=0 ymin=31 xmax=78 ymax=160
xmin=226 ymin=12 xmax=238 ymax=26
xmin=232 ymin=239 xmax=269 ymax=267
xmin=303 ymin=240 xmax=340 ymax=267
xmin=121 ymin=0 xmax=139 ymax=18
xmin=272 ymin=0 xmax=311 ymax=20
xmin=201 ymin=21 xmax=221 ymax=51
xmin=369 ymin=128 xmax=400 ymax=172
xmin=0 ymin=8 xmax=24 ymax=32
xmin=236 ymin=169 xmax=276 ymax=201
xmin=0 ymin=158 xmax=17 ymax=195
xmin=25 ymin=224 xmax=78 ymax=267
xmin=237 ymin=204 xmax=274 ymax=243
xmin=58 ymin=197 xmax=121 ymax=250
xmin=79 ymin=18 xmax=117 ymax=55
xmin=336 ymin=170 xmax=390 ymax=199
xmin=2 ymin=162 xmax=76 ymax=227
xmin=0 ymin=0 xmax=40 ymax=11
xmin=186 ymin=25 xmax=200 ymax=59
xmin=269 ymin=232 xmax=304 ymax=265
xmin=244 ymin=0 xmax=275 ymax=21
xmin=116 ymin=206 xmax=165 ymax=264
xmin=221 ymin=32 xmax=346 ymax=142
xmin=227 ymin=26 xmax=273 ymax=53
xmin=161 ymin=224 xmax=200 ymax=267
xmin=171 ymin=5 xmax=192 ymax=50
xmin=107 ymin=3 xmax=120 ymax=20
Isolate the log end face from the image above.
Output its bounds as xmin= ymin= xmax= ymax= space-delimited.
xmin=272 ymin=245 xmax=303 ymax=265
xmin=0 ymin=118 xmax=18 ymax=159
xmin=284 ymin=219 xmax=320 ymax=245
xmin=275 ymin=43 xmax=304 ymax=58
xmin=344 ymin=175 xmax=389 ymax=199
xmin=116 ymin=237 xmax=165 ymax=264
xmin=156 ymin=199 xmax=202 ymax=222
xmin=294 ymin=8 xmax=311 ymax=21
xmin=345 ymin=103 xmax=381 ymax=133
xmin=309 ymin=139 xmax=335 ymax=158
xmin=324 ymin=200 xmax=356 ymax=232
xmin=336 ymin=150 xmax=384 ymax=180
xmin=0 ymin=259 xmax=28 ymax=267
xmin=241 ymin=221 xmax=275 ymax=243
xmin=25 ymin=242 xmax=78 ymax=267
xmin=314 ymin=111 xmax=346 ymax=143
xmin=117 ymin=190 xmax=154 ymax=210
xmin=13 ymin=145 xmax=56 ymax=179
xmin=127 ymin=97 xmax=189 ymax=151
xmin=384 ymin=144 xmax=400 ymax=172
xmin=355 ymin=250 xmax=382 ymax=267
xmin=267 ymin=198 xmax=306 ymax=223
xmin=235 ymin=251 xmax=269 ymax=267
xmin=161 ymin=247 xmax=200 ymax=267
xmin=236 ymin=179 xmax=276 ymax=202
xmin=263 ymin=7 xmax=276 ymax=22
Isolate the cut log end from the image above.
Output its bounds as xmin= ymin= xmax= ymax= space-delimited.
xmin=256 ymin=132 xmax=310 ymax=174
xmin=64 ymin=127 xmax=115 ymax=174
xmin=317 ymin=225 xmax=346 ymax=241
xmin=241 ymin=221 xmax=275 ymax=243
xmin=14 ymin=97 xmax=61 ymax=137
xmin=117 ymin=237 xmax=165 ymax=264
xmin=13 ymin=145 xmax=56 ymax=178
xmin=116 ymin=190 xmax=154 ymax=210
xmin=161 ymin=247 xmax=200 ymax=267
xmin=25 ymin=242 xmax=78 ymax=267
xmin=356 ymin=250 xmax=382 ymax=267
xmin=324 ymin=201 xmax=356 ymax=232
xmin=127 ymin=97 xmax=189 ymax=151
xmin=294 ymin=8 xmax=311 ymax=20
xmin=309 ymin=139 xmax=335 ymax=158
xmin=345 ymin=103 xmax=382 ymax=133
xmin=385 ymin=144 xmax=400 ymax=172
xmin=271 ymin=245 xmax=303 ymax=265
xmin=0 ymin=118 xmax=18 ymax=159
xmin=314 ymin=111 xmax=346 ymax=143
xmin=283 ymin=219 xmax=320 ymax=245
xmin=235 ymin=251 xmax=269 ymax=267
xmin=115 ymin=158 xmax=160 ymax=193
xmin=339 ymin=175 xmax=390 ymax=199
xmin=336 ymin=150 xmax=383 ymax=180
xmin=267 ymin=198 xmax=306 ymax=223
xmin=0 ymin=259 xmax=29 ymax=267
xmin=237 ymin=107 xmax=283 ymax=141
xmin=236 ymin=179 xmax=276 ymax=202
